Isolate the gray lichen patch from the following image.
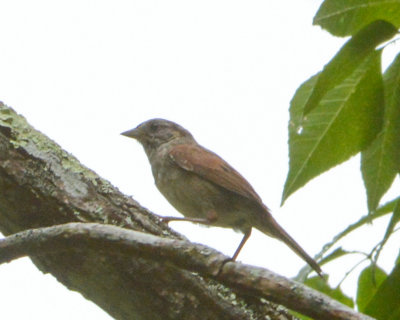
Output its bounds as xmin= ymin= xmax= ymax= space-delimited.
xmin=0 ymin=103 xmax=105 ymax=198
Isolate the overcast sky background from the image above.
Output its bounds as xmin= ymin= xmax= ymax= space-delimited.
xmin=1 ymin=1 xmax=400 ymax=319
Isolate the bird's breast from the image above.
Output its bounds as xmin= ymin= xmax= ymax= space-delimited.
xmin=148 ymin=146 xmax=255 ymax=232
xmin=154 ymin=163 xmax=212 ymax=218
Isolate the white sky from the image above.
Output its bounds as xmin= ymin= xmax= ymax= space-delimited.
xmin=1 ymin=1 xmax=399 ymax=319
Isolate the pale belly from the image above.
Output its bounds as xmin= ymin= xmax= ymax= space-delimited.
xmin=153 ymin=165 xmax=254 ymax=233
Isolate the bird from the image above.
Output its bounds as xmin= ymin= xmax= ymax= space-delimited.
xmin=122 ymin=118 xmax=322 ymax=276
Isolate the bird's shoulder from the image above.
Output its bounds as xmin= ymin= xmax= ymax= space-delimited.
xmin=168 ymin=143 xmax=263 ymax=204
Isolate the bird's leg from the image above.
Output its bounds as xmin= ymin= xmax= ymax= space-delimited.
xmin=161 ymin=216 xmax=211 ymax=224
xmin=216 ymin=228 xmax=253 ymax=276
xmin=161 ymin=210 xmax=218 ymax=225
xmin=231 ymin=228 xmax=252 ymax=261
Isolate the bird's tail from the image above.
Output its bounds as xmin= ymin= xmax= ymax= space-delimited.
xmin=256 ymin=206 xmax=322 ymax=277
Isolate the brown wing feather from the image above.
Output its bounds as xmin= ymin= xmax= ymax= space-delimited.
xmin=169 ymin=144 xmax=322 ymax=275
xmin=169 ymin=144 xmax=263 ymax=204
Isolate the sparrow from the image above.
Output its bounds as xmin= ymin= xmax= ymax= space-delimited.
xmin=122 ymin=118 xmax=322 ymax=276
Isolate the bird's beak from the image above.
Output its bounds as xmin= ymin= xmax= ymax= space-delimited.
xmin=121 ymin=127 xmax=141 ymax=140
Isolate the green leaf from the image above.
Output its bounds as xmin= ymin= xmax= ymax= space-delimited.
xmin=364 ymin=258 xmax=400 ymax=319
xmin=310 ymin=197 xmax=400 ymax=263
xmin=314 ymin=0 xmax=400 ymax=37
xmin=282 ymin=50 xmax=384 ymax=203
xmin=319 ymin=247 xmax=352 ymax=266
xmin=304 ymin=276 xmax=354 ymax=308
xmin=303 ymin=20 xmax=396 ymax=115
xmin=376 ymin=199 xmax=400 ymax=257
xmin=388 ymin=308 xmax=400 ymax=320
xmin=366 ymin=202 xmax=400 ymax=277
xmin=296 ymin=197 xmax=399 ymax=280
xmin=361 ymin=53 xmax=400 ymax=211
xmin=295 ymin=248 xmax=353 ymax=282
xmin=289 ymin=312 xmax=312 ymax=320
xmin=375 ymin=197 xmax=400 ymax=215
xmin=357 ymin=264 xmax=387 ymax=312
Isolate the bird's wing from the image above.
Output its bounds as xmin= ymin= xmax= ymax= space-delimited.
xmin=168 ymin=144 xmax=263 ymax=204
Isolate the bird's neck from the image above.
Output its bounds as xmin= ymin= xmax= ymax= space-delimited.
xmin=146 ymin=137 xmax=195 ymax=164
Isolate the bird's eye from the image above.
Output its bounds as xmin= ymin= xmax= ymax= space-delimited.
xmin=149 ymin=123 xmax=159 ymax=132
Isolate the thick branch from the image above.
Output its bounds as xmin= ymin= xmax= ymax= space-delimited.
xmin=0 ymin=223 xmax=373 ymax=320
xmin=0 ymin=223 xmax=226 ymax=275
xmin=0 ymin=102 xmax=294 ymax=319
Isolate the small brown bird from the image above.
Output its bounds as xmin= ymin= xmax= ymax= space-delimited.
xmin=122 ymin=119 xmax=322 ymax=276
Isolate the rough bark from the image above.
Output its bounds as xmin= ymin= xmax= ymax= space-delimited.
xmin=0 ymin=102 xmax=373 ymax=320
xmin=0 ymin=102 xmax=294 ymax=320
xmin=0 ymin=223 xmax=374 ymax=320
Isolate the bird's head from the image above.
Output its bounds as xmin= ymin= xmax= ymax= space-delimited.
xmin=121 ymin=118 xmax=194 ymax=151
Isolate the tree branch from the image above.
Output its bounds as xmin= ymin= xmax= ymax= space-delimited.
xmin=0 ymin=222 xmax=374 ymax=320
xmin=0 ymin=102 xmax=295 ymax=319
xmin=0 ymin=102 xmax=374 ymax=320
xmin=0 ymin=222 xmax=226 ymax=275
